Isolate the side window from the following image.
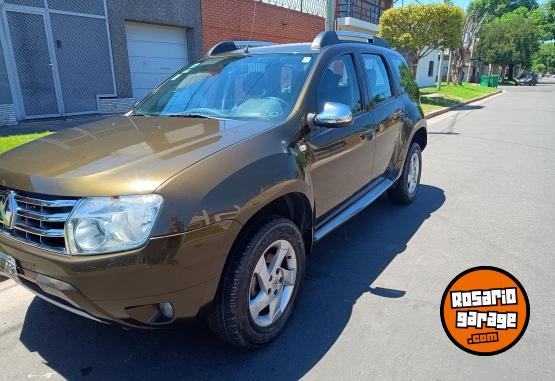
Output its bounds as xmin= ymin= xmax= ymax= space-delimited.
xmin=428 ymin=61 xmax=435 ymax=77
xmin=317 ymin=55 xmax=362 ymax=113
xmin=362 ymin=54 xmax=392 ymax=104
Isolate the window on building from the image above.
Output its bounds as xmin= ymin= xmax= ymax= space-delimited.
xmin=317 ymin=55 xmax=362 ymax=113
xmin=428 ymin=61 xmax=435 ymax=77
xmin=362 ymin=54 xmax=392 ymax=104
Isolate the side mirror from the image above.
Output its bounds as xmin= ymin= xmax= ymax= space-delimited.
xmin=314 ymin=102 xmax=354 ymax=128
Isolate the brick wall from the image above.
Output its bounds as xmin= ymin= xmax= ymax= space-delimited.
xmin=201 ymin=0 xmax=325 ymax=54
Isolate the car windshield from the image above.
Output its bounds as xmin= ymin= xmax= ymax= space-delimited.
xmin=133 ymin=53 xmax=316 ymax=121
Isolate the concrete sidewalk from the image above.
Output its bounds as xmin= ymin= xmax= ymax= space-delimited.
xmin=0 ymin=114 xmax=119 ymax=137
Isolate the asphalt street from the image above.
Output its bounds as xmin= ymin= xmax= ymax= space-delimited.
xmin=1 ymin=80 xmax=554 ymax=380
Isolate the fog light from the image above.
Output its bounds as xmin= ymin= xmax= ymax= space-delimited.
xmin=158 ymin=302 xmax=174 ymax=320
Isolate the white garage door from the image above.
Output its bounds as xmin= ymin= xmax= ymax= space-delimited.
xmin=125 ymin=22 xmax=189 ymax=101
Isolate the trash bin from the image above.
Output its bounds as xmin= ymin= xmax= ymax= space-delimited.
xmin=490 ymin=75 xmax=500 ymax=88
xmin=480 ymin=75 xmax=490 ymax=87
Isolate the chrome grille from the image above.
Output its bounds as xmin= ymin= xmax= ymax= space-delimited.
xmin=0 ymin=189 xmax=78 ymax=253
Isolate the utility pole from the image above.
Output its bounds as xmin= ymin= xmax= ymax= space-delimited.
xmin=436 ymin=49 xmax=444 ymax=90
xmin=326 ymin=0 xmax=336 ymax=31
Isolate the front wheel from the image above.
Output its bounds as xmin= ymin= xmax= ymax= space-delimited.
xmin=387 ymin=142 xmax=422 ymax=204
xmin=208 ymin=217 xmax=305 ymax=349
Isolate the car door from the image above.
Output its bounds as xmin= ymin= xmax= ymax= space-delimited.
xmin=360 ymin=53 xmax=404 ymax=180
xmin=305 ymin=53 xmax=375 ymax=219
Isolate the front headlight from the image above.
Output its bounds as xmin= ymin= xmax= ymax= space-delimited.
xmin=66 ymin=194 xmax=163 ymax=255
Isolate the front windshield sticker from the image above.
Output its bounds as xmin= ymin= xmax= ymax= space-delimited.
xmin=302 ymin=57 xmax=312 ymax=64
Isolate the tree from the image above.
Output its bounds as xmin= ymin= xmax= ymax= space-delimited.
xmin=533 ymin=43 xmax=555 ymax=72
xmin=468 ymin=0 xmax=539 ymax=19
xmin=529 ymin=0 xmax=555 ymax=41
xmin=476 ymin=14 xmax=541 ymax=79
xmin=449 ymin=12 xmax=488 ymax=85
xmin=533 ymin=62 xmax=546 ymax=72
xmin=379 ymin=4 xmax=465 ymax=75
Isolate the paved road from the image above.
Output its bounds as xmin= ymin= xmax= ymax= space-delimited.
xmin=1 ymin=81 xmax=554 ymax=380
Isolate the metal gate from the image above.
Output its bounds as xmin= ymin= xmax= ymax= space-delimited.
xmin=0 ymin=0 xmax=116 ymax=120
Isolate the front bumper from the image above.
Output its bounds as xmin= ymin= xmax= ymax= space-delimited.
xmin=0 ymin=220 xmax=241 ymax=327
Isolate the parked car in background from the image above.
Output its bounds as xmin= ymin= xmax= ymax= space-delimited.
xmin=516 ymin=72 xmax=538 ymax=86
xmin=0 ymin=31 xmax=426 ymax=349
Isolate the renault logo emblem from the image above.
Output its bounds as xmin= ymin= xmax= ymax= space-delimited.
xmin=0 ymin=191 xmax=17 ymax=230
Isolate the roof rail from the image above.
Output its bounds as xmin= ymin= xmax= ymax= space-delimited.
xmin=311 ymin=31 xmax=390 ymax=50
xmin=206 ymin=40 xmax=274 ymax=56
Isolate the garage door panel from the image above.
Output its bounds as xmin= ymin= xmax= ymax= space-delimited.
xmin=125 ymin=22 xmax=188 ymax=100
xmin=127 ymin=57 xmax=185 ymax=75
xmin=126 ymin=41 xmax=187 ymax=60
xmin=125 ymin=22 xmax=187 ymax=44
xmin=131 ymin=72 xmax=170 ymax=88
xmin=132 ymin=87 xmax=157 ymax=100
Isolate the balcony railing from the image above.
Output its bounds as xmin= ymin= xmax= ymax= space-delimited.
xmin=258 ymin=0 xmax=327 ymax=18
xmin=337 ymin=0 xmax=383 ymax=25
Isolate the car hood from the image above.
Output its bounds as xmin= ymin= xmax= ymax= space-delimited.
xmin=0 ymin=116 xmax=276 ymax=196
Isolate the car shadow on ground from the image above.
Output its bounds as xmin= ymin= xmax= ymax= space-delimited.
xmin=18 ymin=184 xmax=445 ymax=380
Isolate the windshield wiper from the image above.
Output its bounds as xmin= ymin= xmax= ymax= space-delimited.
xmin=167 ymin=113 xmax=212 ymax=119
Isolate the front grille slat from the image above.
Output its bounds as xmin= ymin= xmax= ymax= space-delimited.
xmin=16 ymin=209 xmax=70 ymax=222
xmin=14 ymin=195 xmax=77 ymax=208
xmin=14 ymin=223 xmax=65 ymax=238
xmin=0 ymin=188 xmax=78 ymax=254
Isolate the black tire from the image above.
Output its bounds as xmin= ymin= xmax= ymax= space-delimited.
xmin=387 ymin=142 xmax=422 ymax=204
xmin=207 ymin=217 xmax=305 ymax=349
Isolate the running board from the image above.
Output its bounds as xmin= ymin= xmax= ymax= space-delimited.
xmin=313 ymin=178 xmax=394 ymax=242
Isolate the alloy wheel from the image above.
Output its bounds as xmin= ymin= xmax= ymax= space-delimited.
xmin=407 ymin=150 xmax=420 ymax=194
xmin=248 ymin=239 xmax=297 ymax=327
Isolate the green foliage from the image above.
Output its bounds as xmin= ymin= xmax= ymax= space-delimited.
xmin=477 ymin=13 xmax=541 ymax=68
xmin=533 ymin=63 xmax=546 ymax=72
xmin=468 ymin=0 xmax=538 ymax=19
xmin=379 ymin=4 xmax=465 ymax=68
xmin=500 ymin=4 xmax=555 ymax=41
xmin=533 ymin=43 xmax=555 ymax=71
xmin=468 ymin=0 xmax=554 ymax=41
xmin=529 ymin=0 xmax=555 ymax=41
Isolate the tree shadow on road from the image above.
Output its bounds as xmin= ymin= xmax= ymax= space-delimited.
xmin=18 ymin=184 xmax=445 ymax=380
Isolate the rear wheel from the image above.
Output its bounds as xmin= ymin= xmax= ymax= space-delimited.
xmin=208 ymin=217 xmax=305 ymax=349
xmin=387 ymin=142 xmax=422 ymax=204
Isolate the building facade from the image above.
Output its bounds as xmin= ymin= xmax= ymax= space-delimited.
xmin=336 ymin=0 xmax=392 ymax=35
xmin=0 ymin=0 xmax=392 ymax=126
xmin=0 ymin=0 xmax=203 ymax=125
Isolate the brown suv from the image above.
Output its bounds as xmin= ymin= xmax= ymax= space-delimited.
xmin=0 ymin=31 xmax=426 ymax=348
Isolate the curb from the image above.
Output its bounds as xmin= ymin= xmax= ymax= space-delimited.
xmin=424 ymin=90 xmax=503 ymax=119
